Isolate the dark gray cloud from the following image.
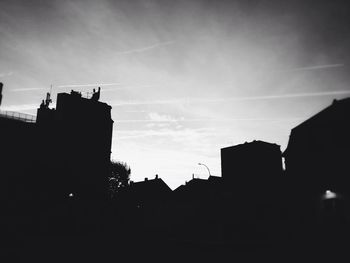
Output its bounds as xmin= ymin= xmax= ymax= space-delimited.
xmin=1 ymin=0 xmax=349 ymax=49
xmin=1 ymin=0 xmax=349 ymax=97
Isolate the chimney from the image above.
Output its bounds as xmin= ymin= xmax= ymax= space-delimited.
xmin=155 ymin=174 xmax=158 ymax=179
xmin=145 ymin=177 xmax=148 ymax=181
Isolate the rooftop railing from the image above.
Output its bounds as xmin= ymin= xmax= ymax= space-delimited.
xmin=0 ymin=110 xmax=36 ymax=123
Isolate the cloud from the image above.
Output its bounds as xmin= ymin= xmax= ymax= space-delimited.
xmin=115 ymin=41 xmax=174 ymax=55
xmin=0 ymin=71 xmax=13 ymax=78
xmin=274 ymin=63 xmax=345 ymax=72
xmin=145 ymin=122 xmax=170 ymax=128
xmin=110 ymin=90 xmax=350 ymax=106
xmin=115 ymin=117 xmax=304 ymax=123
xmin=114 ymin=128 xmax=218 ymax=150
xmin=111 ymin=98 xmax=182 ymax=106
xmin=0 ymin=103 xmax=39 ymax=112
xmin=56 ymin=83 xmax=122 ymax=88
xmin=55 ymin=83 xmax=160 ymax=93
xmin=102 ymin=84 xmax=162 ymax=92
xmin=148 ymin=112 xmax=178 ymax=122
xmin=122 ymin=110 xmax=147 ymax=113
xmin=10 ymin=87 xmax=44 ymax=92
xmin=217 ymin=90 xmax=350 ymax=101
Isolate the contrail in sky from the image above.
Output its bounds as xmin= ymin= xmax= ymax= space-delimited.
xmin=56 ymin=83 xmax=122 ymax=88
xmin=115 ymin=41 xmax=174 ymax=55
xmin=201 ymin=90 xmax=350 ymax=102
xmin=0 ymin=104 xmax=38 ymax=112
xmin=223 ymin=90 xmax=350 ymax=101
xmin=110 ymin=90 xmax=350 ymax=106
xmin=11 ymin=87 xmax=44 ymax=92
xmin=5 ymin=90 xmax=349 ymax=113
xmin=115 ymin=117 xmax=304 ymax=123
xmin=275 ymin=63 xmax=344 ymax=72
xmin=11 ymin=82 xmax=138 ymax=92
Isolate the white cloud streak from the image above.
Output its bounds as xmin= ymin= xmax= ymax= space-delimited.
xmin=148 ymin=112 xmax=179 ymax=122
xmin=0 ymin=71 xmax=14 ymax=78
xmin=115 ymin=41 xmax=174 ymax=55
xmin=56 ymin=83 xmax=123 ymax=88
xmin=0 ymin=103 xmax=39 ymax=112
xmin=10 ymin=87 xmax=44 ymax=92
xmin=110 ymin=90 xmax=350 ymax=106
xmin=4 ymin=90 xmax=348 ymax=118
xmin=275 ymin=63 xmax=344 ymax=72
xmin=115 ymin=127 xmax=216 ymax=140
xmin=115 ymin=117 xmax=304 ymax=124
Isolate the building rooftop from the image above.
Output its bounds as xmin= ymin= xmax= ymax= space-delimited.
xmin=292 ymin=97 xmax=350 ymax=132
xmin=221 ymin=140 xmax=280 ymax=151
xmin=0 ymin=110 xmax=36 ymax=123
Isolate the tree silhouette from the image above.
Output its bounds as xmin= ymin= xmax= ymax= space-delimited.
xmin=109 ymin=160 xmax=131 ymax=198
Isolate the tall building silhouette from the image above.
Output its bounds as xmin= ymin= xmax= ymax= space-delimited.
xmin=220 ymin=141 xmax=284 ymax=243
xmin=1 ymin=86 xmax=113 ymax=206
xmin=283 ymin=98 xmax=350 ymax=240
xmin=283 ymin=98 xmax=350 ymax=223
xmin=284 ymin=98 xmax=350 ymax=196
xmin=0 ymin=104 xmax=36 ymax=208
xmin=36 ymin=89 xmax=113 ymax=201
xmin=221 ymin=140 xmax=283 ymax=195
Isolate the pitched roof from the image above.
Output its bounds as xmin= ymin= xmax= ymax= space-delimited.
xmin=129 ymin=177 xmax=172 ymax=202
xmin=174 ymin=176 xmax=223 ymax=201
xmin=221 ymin=140 xmax=280 ymax=152
xmin=292 ymin=97 xmax=350 ymax=132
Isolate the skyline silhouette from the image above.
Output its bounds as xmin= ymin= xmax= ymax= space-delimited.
xmin=2 ymin=82 xmax=350 ymax=189
xmin=2 ymin=83 xmax=350 ymax=189
xmin=1 ymin=85 xmax=350 ymax=261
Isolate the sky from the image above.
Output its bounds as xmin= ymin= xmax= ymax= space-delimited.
xmin=1 ymin=0 xmax=350 ymax=189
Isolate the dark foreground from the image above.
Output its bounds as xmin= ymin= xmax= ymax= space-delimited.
xmin=2 ymin=233 xmax=350 ymax=263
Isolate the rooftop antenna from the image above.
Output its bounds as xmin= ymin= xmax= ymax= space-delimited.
xmin=44 ymin=84 xmax=52 ymax=108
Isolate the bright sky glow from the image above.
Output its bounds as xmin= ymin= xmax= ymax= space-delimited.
xmin=1 ymin=0 xmax=350 ymax=189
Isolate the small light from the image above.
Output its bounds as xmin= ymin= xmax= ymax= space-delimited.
xmin=324 ymin=190 xmax=336 ymax=199
xmin=69 ymin=193 xmax=74 ymax=197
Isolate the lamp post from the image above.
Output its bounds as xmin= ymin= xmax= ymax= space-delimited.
xmin=198 ymin=163 xmax=211 ymax=177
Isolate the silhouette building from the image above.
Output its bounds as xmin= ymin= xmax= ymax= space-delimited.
xmin=1 ymin=86 xmax=113 ymax=206
xmin=127 ymin=175 xmax=172 ymax=207
xmin=0 ymin=102 xmax=37 ymax=208
xmin=284 ymin=98 xmax=350 ymax=198
xmin=221 ymin=140 xmax=283 ymax=195
xmin=174 ymin=175 xmax=223 ymax=202
xmin=36 ymin=88 xmax=114 ymax=200
xmin=171 ymin=176 xmax=225 ymax=244
xmin=124 ymin=175 xmax=172 ymax=238
xmin=220 ymin=140 xmax=284 ymax=243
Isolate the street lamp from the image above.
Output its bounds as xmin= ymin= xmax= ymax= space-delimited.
xmin=198 ymin=163 xmax=211 ymax=177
